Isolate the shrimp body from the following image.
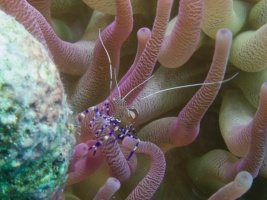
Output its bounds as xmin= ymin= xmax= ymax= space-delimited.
xmin=77 ymin=97 xmax=140 ymax=160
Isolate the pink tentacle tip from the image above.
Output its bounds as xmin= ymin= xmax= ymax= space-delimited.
xmin=75 ymin=143 xmax=89 ymax=155
xmin=261 ymin=81 xmax=267 ymax=91
xmin=217 ymin=28 xmax=232 ymax=39
xmin=236 ymin=171 xmax=253 ymax=189
xmin=138 ymin=27 xmax=151 ymax=37
xmin=106 ymin=177 xmax=121 ymax=190
xmin=93 ymin=177 xmax=121 ymax=200
xmin=68 ymin=143 xmax=89 ymax=173
xmin=208 ymin=171 xmax=253 ymax=200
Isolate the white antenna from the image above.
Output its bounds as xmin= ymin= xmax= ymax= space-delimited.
xmin=122 ymin=75 xmax=154 ymax=100
xmin=141 ymin=72 xmax=239 ymax=100
xmin=114 ymin=67 xmax=121 ymax=99
xmin=99 ymin=29 xmax=113 ymax=93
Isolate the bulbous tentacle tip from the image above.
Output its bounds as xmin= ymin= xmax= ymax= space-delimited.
xmin=217 ymin=28 xmax=233 ymax=41
xmin=93 ymin=177 xmax=121 ymax=200
xmin=234 ymin=171 xmax=253 ymax=190
xmin=218 ymin=28 xmax=232 ymax=36
xmin=68 ymin=143 xmax=89 ymax=172
xmin=137 ymin=27 xmax=151 ymax=40
xmin=261 ymin=81 xmax=267 ymax=92
xmin=208 ymin=171 xmax=253 ymax=200
xmin=106 ymin=177 xmax=121 ymax=191
xmin=74 ymin=143 xmax=89 ymax=155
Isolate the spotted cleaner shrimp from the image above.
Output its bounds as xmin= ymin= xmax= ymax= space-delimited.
xmin=75 ymin=30 xmax=239 ymax=161
xmin=75 ymin=30 xmax=149 ymax=160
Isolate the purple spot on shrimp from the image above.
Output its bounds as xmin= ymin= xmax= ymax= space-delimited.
xmin=109 ymin=130 xmax=114 ymax=135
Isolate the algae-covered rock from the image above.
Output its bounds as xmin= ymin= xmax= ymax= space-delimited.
xmin=0 ymin=10 xmax=75 ymax=199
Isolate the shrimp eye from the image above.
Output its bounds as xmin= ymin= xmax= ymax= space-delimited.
xmin=128 ymin=108 xmax=139 ymax=120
